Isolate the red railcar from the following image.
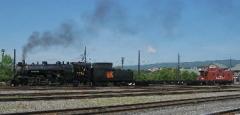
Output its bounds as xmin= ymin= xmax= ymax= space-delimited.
xmin=197 ymin=65 xmax=233 ymax=84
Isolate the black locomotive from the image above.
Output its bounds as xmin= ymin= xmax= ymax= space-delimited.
xmin=12 ymin=60 xmax=134 ymax=86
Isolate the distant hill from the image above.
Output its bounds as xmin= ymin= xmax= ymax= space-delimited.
xmin=124 ymin=59 xmax=240 ymax=70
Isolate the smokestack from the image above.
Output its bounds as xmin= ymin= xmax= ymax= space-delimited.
xmin=138 ymin=50 xmax=141 ymax=77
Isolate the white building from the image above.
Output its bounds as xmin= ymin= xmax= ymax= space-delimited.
xmin=231 ymin=64 xmax=240 ymax=84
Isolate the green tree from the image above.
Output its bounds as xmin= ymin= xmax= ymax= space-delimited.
xmin=180 ymin=71 xmax=198 ymax=80
xmin=134 ymin=68 xmax=198 ymax=81
xmin=181 ymin=71 xmax=190 ymax=80
xmin=0 ymin=55 xmax=13 ymax=82
xmin=190 ymin=72 xmax=198 ymax=80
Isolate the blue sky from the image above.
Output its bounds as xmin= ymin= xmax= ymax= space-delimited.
xmin=0 ymin=0 xmax=240 ymax=65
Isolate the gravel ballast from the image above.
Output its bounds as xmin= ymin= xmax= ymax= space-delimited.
xmin=123 ymin=99 xmax=240 ymax=115
xmin=1 ymin=91 xmax=240 ymax=114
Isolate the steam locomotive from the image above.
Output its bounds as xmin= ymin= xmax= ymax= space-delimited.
xmin=12 ymin=61 xmax=134 ymax=86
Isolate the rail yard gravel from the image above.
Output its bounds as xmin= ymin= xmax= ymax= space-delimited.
xmin=117 ymin=98 xmax=240 ymax=115
xmin=1 ymin=91 xmax=240 ymax=114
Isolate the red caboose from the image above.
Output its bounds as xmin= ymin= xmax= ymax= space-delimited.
xmin=197 ymin=64 xmax=233 ymax=85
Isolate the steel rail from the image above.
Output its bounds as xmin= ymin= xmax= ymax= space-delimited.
xmin=1 ymin=87 xmax=238 ymax=97
xmin=0 ymin=89 xmax=239 ymax=102
xmin=208 ymin=107 xmax=240 ymax=115
xmin=3 ymin=94 xmax=240 ymax=115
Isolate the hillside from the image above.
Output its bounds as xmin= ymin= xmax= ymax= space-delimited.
xmin=124 ymin=59 xmax=240 ymax=70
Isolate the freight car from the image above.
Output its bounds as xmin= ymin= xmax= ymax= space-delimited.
xmin=11 ymin=61 xmax=134 ymax=86
xmin=197 ymin=64 xmax=233 ymax=85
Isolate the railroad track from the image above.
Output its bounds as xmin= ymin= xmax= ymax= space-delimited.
xmin=0 ymin=86 xmax=98 ymax=91
xmin=0 ymin=85 xmax=236 ymax=91
xmin=0 ymin=89 xmax=159 ymax=96
xmin=208 ymin=108 xmax=240 ymax=115
xmin=3 ymin=94 xmax=240 ymax=115
xmin=0 ymin=89 xmax=239 ymax=102
xmin=0 ymin=86 xmax=226 ymax=96
xmin=1 ymin=86 xmax=240 ymax=97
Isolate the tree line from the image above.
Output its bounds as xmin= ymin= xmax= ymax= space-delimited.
xmin=134 ymin=68 xmax=198 ymax=81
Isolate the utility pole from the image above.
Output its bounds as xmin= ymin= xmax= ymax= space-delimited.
xmin=13 ymin=49 xmax=16 ymax=79
xmin=177 ymin=53 xmax=181 ymax=82
xmin=1 ymin=49 xmax=5 ymax=62
xmin=138 ymin=50 xmax=141 ymax=77
xmin=121 ymin=57 xmax=125 ymax=69
xmin=230 ymin=57 xmax=232 ymax=70
xmin=84 ymin=46 xmax=87 ymax=63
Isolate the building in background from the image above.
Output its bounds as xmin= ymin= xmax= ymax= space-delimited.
xmin=231 ymin=64 xmax=240 ymax=84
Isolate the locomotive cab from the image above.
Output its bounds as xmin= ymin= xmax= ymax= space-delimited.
xmin=72 ymin=62 xmax=91 ymax=86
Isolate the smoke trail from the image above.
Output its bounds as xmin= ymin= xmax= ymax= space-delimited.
xmin=161 ymin=0 xmax=184 ymax=37
xmin=22 ymin=0 xmax=131 ymax=60
xmin=207 ymin=0 xmax=234 ymax=15
xmin=85 ymin=0 xmax=134 ymax=35
xmin=146 ymin=0 xmax=184 ymax=38
xmin=22 ymin=22 xmax=76 ymax=60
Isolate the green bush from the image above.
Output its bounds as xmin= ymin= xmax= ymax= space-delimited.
xmin=134 ymin=68 xmax=198 ymax=81
xmin=0 ymin=55 xmax=13 ymax=82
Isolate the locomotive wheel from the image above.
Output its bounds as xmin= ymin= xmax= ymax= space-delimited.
xmin=19 ymin=78 xmax=28 ymax=86
xmin=10 ymin=80 xmax=18 ymax=87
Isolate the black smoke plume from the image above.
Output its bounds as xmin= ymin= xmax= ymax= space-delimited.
xmin=146 ymin=0 xmax=184 ymax=38
xmin=208 ymin=0 xmax=234 ymax=15
xmin=22 ymin=0 xmax=131 ymax=60
xmin=85 ymin=0 xmax=134 ymax=35
xmin=161 ymin=0 xmax=184 ymax=36
xmin=22 ymin=22 xmax=76 ymax=60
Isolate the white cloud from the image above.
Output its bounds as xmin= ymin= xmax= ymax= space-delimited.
xmin=147 ymin=45 xmax=157 ymax=54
